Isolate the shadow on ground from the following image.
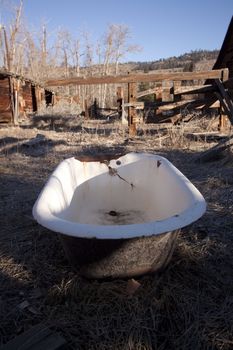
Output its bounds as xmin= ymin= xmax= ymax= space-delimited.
xmin=0 ymin=134 xmax=68 ymax=157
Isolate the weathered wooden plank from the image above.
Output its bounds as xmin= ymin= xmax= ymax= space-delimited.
xmin=215 ymin=91 xmax=233 ymax=124
xmin=0 ymin=100 xmax=11 ymax=108
xmin=137 ymin=78 xmax=233 ymax=99
xmin=137 ymin=87 xmax=162 ymax=98
xmin=174 ymin=84 xmax=212 ymax=95
xmin=0 ymin=76 xmax=13 ymax=123
xmin=124 ymin=101 xmax=144 ymax=109
xmin=154 ymin=97 xmax=218 ymax=124
xmin=155 ymin=99 xmax=195 ymax=110
xmin=46 ymin=69 xmax=229 ymax=87
xmin=0 ymin=324 xmax=67 ymax=350
xmin=215 ymin=79 xmax=233 ymax=116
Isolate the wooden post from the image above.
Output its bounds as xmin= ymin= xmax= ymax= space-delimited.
xmin=162 ymin=80 xmax=174 ymax=102
xmin=93 ymin=98 xmax=98 ymax=117
xmin=214 ymin=79 xmax=233 ymax=125
xmin=12 ymin=78 xmax=21 ymax=125
xmin=117 ymin=86 xmax=127 ymax=124
xmin=117 ymin=86 xmax=123 ymax=116
xmin=154 ymin=93 xmax=157 ymax=118
xmin=128 ymin=82 xmax=137 ymax=136
xmin=8 ymin=76 xmax=14 ymax=124
xmin=221 ymin=68 xmax=229 ymax=82
xmin=84 ymin=99 xmax=89 ymax=119
xmin=218 ymin=103 xmax=228 ymax=132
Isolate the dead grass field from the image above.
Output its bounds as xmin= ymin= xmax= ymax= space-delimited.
xmin=0 ymin=116 xmax=233 ymax=349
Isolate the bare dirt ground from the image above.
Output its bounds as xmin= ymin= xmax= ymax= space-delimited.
xmin=0 ymin=116 xmax=233 ymax=349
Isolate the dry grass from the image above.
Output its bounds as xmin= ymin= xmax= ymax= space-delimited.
xmin=0 ymin=115 xmax=233 ymax=349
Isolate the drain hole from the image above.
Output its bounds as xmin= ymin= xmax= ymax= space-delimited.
xmin=108 ymin=210 xmax=118 ymax=216
xmin=116 ymin=160 xmax=121 ymax=165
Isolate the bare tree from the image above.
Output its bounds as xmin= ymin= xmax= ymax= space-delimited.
xmin=70 ymin=38 xmax=84 ymax=96
xmin=111 ymin=24 xmax=141 ymax=75
xmin=0 ymin=0 xmax=142 ymax=111
xmin=0 ymin=25 xmax=10 ymax=69
xmin=57 ymin=29 xmax=73 ymax=78
xmin=82 ymin=31 xmax=94 ymax=74
xmin=0 ymin=25 xmax=4 ymax=67
xmin=99 ymin=24 xmax=141 ymax=106
xmin=41 ymin=25 xmax=47 ymax=68
xmin=8 ymin=0 xmax=23 ymax=72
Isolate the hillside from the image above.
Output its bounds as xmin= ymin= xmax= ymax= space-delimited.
xmin=61 ymin=49 xmax=219 ymax=83
xmin=129 ymin=49 xmax=219 ymax=73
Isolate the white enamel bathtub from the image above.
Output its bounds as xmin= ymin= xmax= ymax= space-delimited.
xmin=33 ymin=152 xmax=206 ymax=278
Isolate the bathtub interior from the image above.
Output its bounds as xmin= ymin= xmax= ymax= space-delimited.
xmin=34 ymin=153 xmax=205 ymax=228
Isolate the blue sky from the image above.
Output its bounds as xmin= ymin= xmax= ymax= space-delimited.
xmin=3 ymin=0 xmax=233 ymax=62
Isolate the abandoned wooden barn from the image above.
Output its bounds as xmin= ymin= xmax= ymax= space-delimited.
xmin=0 ymin=71 xmax=54 ymax=124
xmin=213 ymin=16 xmax=233 ymax=81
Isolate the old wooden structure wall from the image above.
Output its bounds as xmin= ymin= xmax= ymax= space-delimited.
xmin=0 ymin=71 xmax=54 ymax=124
xmin=0 ymin=74 xmax=12 ymax=123
xmin=212 ymin=16 xmax=233 ymax=81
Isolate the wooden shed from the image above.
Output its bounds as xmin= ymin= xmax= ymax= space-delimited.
xmin=213 ymin=16 xmax=233 ymax=79
xmin=0 ymin=70 xmax=54 ymax=124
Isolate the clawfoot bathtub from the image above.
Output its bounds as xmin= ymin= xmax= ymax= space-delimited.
xmin=33 ymin=152 xmax=206 ymax=279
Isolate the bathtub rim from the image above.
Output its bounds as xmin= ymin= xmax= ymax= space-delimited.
xmin=32 ymin=152 xmax=206 ymax=240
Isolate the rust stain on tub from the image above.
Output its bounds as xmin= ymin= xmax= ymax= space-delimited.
xmin=75 ymin=152 xmax=126 ymax=163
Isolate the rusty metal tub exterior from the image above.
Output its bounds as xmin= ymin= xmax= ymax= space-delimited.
xmin=32 ymin=152 xmax=206 ymax=279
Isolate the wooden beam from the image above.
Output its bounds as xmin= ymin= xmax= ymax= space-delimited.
xmin=215 ymin=79 xmax=233 ymax=111
xmin=137 ymin=83 xmax=214 ymax=99
xmin=214 ymin=79 xmax=233 ymax=124
xmin=201 ymin=96 xmax=219 ymax=111
xmin=46 ymin=69 xmax=229 ymax=87
xmin=169 ymin=78 xmax=233 ymax=97
xmin=157 ymin=99 xmax=195 ymax=110
xmin=155 ymin=97 xmax=218 ymax=121
xmin=218 ymin=105 xmax=228 ymax=131
xmin=124 ymin=101 xmax=144 ymax=109
xmin=215 ymin=92 xmax=233 ymax=124
xmin=221 ymin=68 xmax=229 ymax=82
xmin=174 ymin=84 xmax=212 ymax=95
xmin=137 ymin=87 xmax=162 ymax=98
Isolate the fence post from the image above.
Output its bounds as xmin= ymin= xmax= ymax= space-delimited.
xmin=84 ymin=99 xmax=89 ymax=119
xmin=128 ymin=82 xmax=137 ymax=136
